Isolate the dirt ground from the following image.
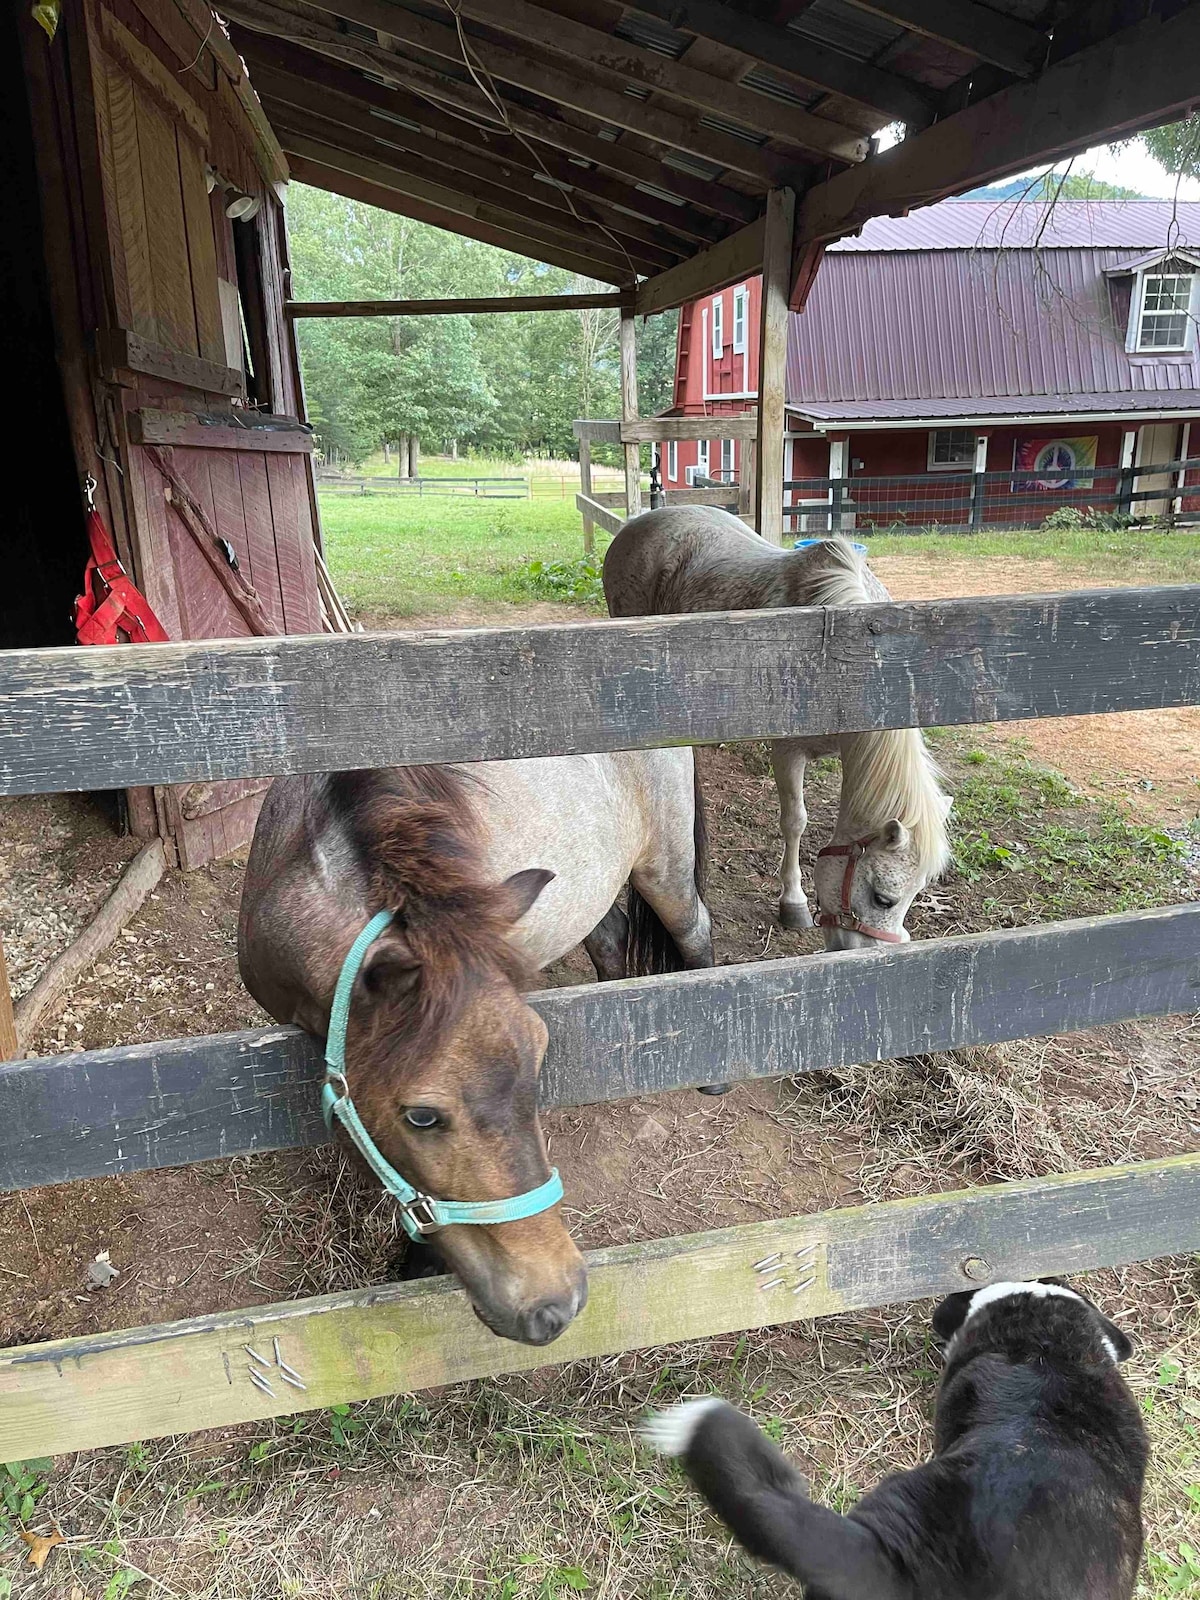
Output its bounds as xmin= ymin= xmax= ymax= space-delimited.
xmin=2 ymin=550 xmax=1199 ymax=1598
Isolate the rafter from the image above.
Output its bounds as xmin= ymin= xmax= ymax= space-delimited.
xmin=224 ymin=16 xmax=761 ymax=224
xmin=286 ymin=153 xmax=633 ymax=282
xmin=617 ymin=0 xmax=932 ymax=125
xmin=237 ymin=38 xmax=726 ymax=245
xmin=790 ymin=0 xmax=1200 ymax=302
xmin=280 ymin=129 xmax=663 ymax=278
xmin=845 ymin=0 xmax=1048 ymax=78
xmin=278 ymin=0 xmax=866 ymax=175
xmin=266 ymin=104 xmax=684 ymax=272
xmin=447 ymin=0 xmax=871 ymax=151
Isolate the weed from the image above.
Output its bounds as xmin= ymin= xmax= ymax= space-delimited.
xmin=515 ymin=557 xmax=605 ymax=607
xmin=1 ymin=1459 xmax=51 ymax=1526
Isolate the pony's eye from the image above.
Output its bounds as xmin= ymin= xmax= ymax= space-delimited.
xmin=872 ymin=891 xmax=898 ymax=911
xmin=404 ymin=1107 xmax=441 ymax=1130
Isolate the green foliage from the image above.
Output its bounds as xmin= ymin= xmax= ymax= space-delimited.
xmin=1141 ymin=116 xmax=1200 ymax=184
xmin=1041 ymin=505 xmax=1132 ymax=533
xmin=1 ymin=1459 xmax=52 ymax=1525
xmin=516 ymin=557 xmax=605 ymax=606
xmin=285 ymin=184 xmax=673 ymax=465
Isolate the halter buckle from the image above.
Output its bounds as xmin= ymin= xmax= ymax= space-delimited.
xmin=400 ymin=1193 xmax=443 ymax=1236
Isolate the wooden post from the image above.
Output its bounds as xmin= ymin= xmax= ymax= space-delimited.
xmin=619 ymin=308 xmax=642 ymax=521
xmin=0 ymin=935 xmax=17 ymax=1062
xmin=755 ymin=188 xmax=795 ymax=544
xmin=970 ymin=432 xmax=989 ymax=529
xmin=579 ymin=434 xmax=595 ymax=556
xmin=738 ymin=438 xmax=758 ymax=527
xmin=1118 ymin=428 xmax=1137 ymax=519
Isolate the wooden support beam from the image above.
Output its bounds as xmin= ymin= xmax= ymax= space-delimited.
xmin=224 ymin=0 xmax=844 ymax=182
xmin=573 ymin=419 xmax=623 ymax=444
xmin=620 ymin=415 xmax=758 ymax=443
xmin=755 ymin=187 xmax=794 ymax=545
xmin=5 ymin=1150 xmax=1200 ymax=1457
xmin=280 ymin=132 xmax=659 ymax=279
xmin=622 ymin=0 xmax=933 ymax=124
xmin=575 ymin=492 xmax=626 ymax=539
xmin=790 ymin=3 xmax=1200 ymax=303
xmin=636 ymin=215 xmax=764 ymax=317
xmin=619 ymin=309 xmax=641 ymax=521
xmin=448 ymin=0 xmax=871 ymax=156
xmin=578 ymin=437 xmax=595 ymax=556
xmin=287 ymin=294 xmax=631 ymax=318
xmin=287 ymin=155 xmax=630 ymax=285
xmin=3 ymin=902 xmax=1198 ymax=1191
xmin=229 ymin=24 xmax=760 ymax=226
xmin=0 ymin=936 xmax=17 ymax=1063
xmin=241 ymin=45 xmax=725 ymax=246
xmin=1 ymin=587 xmax=1197 ymax=795
xmin=262 ymin=99 xmax=685 ymax=268
xmin=846 ymin=0 xmax=1048 ymax=77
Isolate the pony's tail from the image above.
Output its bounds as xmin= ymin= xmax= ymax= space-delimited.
xmin=624 ymin=754 xmax=709 ymax=978
xmin=641 ymin=1399 xmax=905 ymax=1600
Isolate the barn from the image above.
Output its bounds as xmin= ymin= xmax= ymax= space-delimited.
xmin=665 ymin=198 xmax=1200 ymax=530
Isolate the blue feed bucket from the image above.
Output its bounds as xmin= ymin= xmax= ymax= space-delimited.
xmin=794 ymin=537 xmax=868 ymax=554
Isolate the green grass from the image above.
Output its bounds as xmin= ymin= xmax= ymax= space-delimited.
xmin=320 ymin=492 xmax=611 ymax=619
xmin=864 ymin=523 xmax=1200 ymax=581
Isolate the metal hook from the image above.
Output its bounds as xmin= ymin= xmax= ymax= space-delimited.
xmin=84 ymin=474 xmax=97 ymax=512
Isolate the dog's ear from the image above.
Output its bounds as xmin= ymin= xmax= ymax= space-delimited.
xmin=1092 ymin=1309 xmax=1134 ymax=1363
xmin=931 ymin=1291 xmax=975 ymax=1345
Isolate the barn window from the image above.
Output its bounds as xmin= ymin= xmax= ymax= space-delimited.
xmin=927 ymin=428 xmax=976 ymax=469
xmin=720 ymin=438 xmax=734 ymax=479
xmin=711 ymin=295 xmax=724 ymax=357
xmin=732 ymin=285 xmax=748 ymax=354
xmin=667 ymin=440 xmax=678 ymax=481
xmin=1135 ymin=268 xmax=1195 ymax=351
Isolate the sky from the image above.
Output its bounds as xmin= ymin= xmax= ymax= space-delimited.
xmin=1054 ymin=140 xmax=1200 ymax=200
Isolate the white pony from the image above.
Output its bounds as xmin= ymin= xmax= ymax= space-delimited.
xmin=603 ymin=506 xmax=952 ymax=949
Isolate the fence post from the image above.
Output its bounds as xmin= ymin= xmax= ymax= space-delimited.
xmin=1117 ymin=428 xmax=1137 ymax=519
xmin=0 ymin=934 xmax=17 ymax=1061
xmin=830 ymin=477 xmax=845 ymax=533
xmin=619 ymin=309 xmax=642 ymax=521
xmin=970 ymin=432 xmax=989 ymax=529
xmin=738 ymin=439 xmax=757 ymax=528
xmin=579 ymin=435 xmax=595 ymax=556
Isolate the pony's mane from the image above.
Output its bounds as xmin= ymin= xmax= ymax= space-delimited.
xmin=802 ymin=539 xmax=953 ymax=881
xmin=324 ymin=767 xmax=532 ymax=1055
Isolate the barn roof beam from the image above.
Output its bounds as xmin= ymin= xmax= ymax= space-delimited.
xmin=614 ymin=0 xmax=934 ymax=126
xmin=844 ymin=0 xmax=1049 ymax=77
xmin=286 ymin=292 xmax=632 ymax=317
xmin=237 ymin=40 xmax=726 ymax=245
xmin=634 ymin=211 xmax=764 ymax=316
xmin=279 ymin=130 xmax=661 ymax=279
xmin=225 ymin=16 xmax=761 ymax=225
xmin=260 ymin=95 xmax=691 ymax=267
xmin=443 ymin=0 xmax=874 ymax=152
xmin=286 ymin=152 xmax=635 ymax=283
xmin=265 ymin=0 xmax=867 ymax=174
xmin=789 ymin=0 xmax=1200 ymax=304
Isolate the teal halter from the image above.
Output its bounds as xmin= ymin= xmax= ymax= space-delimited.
xmin=321 ymin=909 xmax=563 ymax=1242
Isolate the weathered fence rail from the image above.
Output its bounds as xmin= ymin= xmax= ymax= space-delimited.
xmin=5 ymin=1153 xmax=1200 ymax=1457
xmin=2 ymin=902 xmax=1197 ymax=1192
xmin=2 ymin=588 xmax=1197 ymax=795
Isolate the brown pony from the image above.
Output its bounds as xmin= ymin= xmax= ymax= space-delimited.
xmin=239 ymin=745 xmax=710 ymax=1344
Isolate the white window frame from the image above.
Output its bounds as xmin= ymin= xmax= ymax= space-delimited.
xmin=732 ymin=285 xmax=748 ymax=354
xmin=711 ymin=295 xmax=724 ymax=358
xmin=667 ymin=440 xmax=678 ymax=482
xmin=927 ymin=428 xmax=977 ymax=470
xmin=696 ymin=438 xmax=710 ymax=477
xmin=720 ymin=437 xmax=734 ymax=479
xmin=1129 ymin=266 xmax=1198 ymax=354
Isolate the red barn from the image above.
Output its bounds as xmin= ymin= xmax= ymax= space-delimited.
xmin=666 ymin=199 xmax=1200 ymax=529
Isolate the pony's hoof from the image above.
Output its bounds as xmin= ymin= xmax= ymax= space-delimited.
xmin=779 ymin=900 xmax=814 ymax=932
xmin=697 ymin=1082 xmax=733 ymax=1096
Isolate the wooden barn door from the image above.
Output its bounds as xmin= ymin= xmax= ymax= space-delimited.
xmin=83 ymin=0 xmax=322 ymax=866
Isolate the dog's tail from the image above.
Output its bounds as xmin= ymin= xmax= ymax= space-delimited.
xmin=641 ymin=1399 xmax=905 ymax=1600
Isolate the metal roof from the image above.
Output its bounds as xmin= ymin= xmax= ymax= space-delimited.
xmin=832 ymin=199 xmax=1200 ymax=252
xmin=790 ymin=391 xmax=1200 ymax=425
xmin=788 ymin=214 xmax=1200 ymax=420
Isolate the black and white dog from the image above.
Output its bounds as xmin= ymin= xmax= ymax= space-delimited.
xmin=642 ymin=1280 xmax=1148 ymax=1600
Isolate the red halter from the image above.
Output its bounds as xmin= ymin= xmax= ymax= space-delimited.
xmin=815 ymin=834 xmax=905 ymax=945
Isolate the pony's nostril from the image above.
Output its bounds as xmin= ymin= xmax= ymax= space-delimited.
xmin=523 ymin=1299 xmax=574 ymax=1345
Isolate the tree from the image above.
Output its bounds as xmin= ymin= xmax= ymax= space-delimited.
xmin=1142 ymin=116 xmax=1200 ymax=184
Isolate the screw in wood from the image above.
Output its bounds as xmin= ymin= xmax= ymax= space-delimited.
xmin=961 ymin=1256 xmax=992 ymax=1282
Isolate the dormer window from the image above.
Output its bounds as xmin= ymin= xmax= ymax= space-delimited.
xmin=1120 ymin=254 xmax=1199 ymax=353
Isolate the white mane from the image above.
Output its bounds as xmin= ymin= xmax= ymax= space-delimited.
xmin=807 ymin=539 xmax=952 ymax=882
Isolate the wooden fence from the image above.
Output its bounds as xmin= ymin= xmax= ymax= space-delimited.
xmin=2 ymin=583 xmax=1199 ymax=1456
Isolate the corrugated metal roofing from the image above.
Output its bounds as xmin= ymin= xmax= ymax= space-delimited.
xmin=787 ymin=222 xmax=1200 ymax=417
xmin=832 ymin=198 xmax=1200 ymax=251
xmin=791 ymin=391 xmax=1200 ymax=423
xmin=786 ymin=0 xmax=905 ymax=63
